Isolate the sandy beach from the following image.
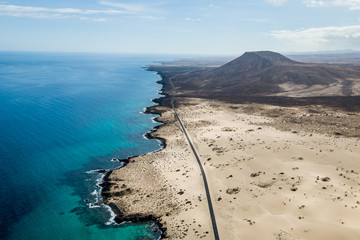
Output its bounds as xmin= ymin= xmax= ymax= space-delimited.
xmin=103 ymin=97 xmax=360 ymax=239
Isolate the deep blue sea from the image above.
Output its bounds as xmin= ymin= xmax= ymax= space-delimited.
xmin=0 ymin=52 xmax=171 ymax=240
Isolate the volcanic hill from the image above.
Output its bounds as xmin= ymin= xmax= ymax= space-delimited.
xmin=165 ymin=51 xmax=360 ymax=98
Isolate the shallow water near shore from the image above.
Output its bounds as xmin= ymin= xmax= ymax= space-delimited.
xmin=0 ymin=52 xmax=170 ymax=240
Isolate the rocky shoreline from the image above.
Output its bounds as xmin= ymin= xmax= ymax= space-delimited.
xmin=100 ymin=70 xmax=175 ymax=238
xmin=101 ymin=169 xmax=167 ymax=237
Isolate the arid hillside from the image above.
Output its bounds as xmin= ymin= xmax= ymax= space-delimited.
xmin=165 ymin=51 xmax=360 ymax=98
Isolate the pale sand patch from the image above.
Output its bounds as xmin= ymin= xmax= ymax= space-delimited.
xmin=350 ymin=78 xmax=360 ymax=95
xmin=105 ymin=98 xmax=360 ymax=240
xmin=273 ymin=83 xmax=344 ymax=97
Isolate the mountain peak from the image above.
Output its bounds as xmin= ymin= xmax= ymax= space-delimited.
xmin=215 ymin=51 xmax=297 ymax=73
xmin=244 ymin=51 xmax=292 ymax=61
xmin=239 ymin=51 xmax=296 ymax=65
xmin=161 ymin=50 xmax=360 ymax=97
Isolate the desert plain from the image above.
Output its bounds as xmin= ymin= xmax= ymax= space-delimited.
xmin=103 ymin=96 xmax=360 ymax=240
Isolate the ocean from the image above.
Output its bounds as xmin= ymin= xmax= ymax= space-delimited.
xmin=0 ymin=52 xmax=171 ymax=240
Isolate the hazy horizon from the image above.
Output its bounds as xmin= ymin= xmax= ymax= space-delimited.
xmin=1 ymin=49 xmax=359 ymax=56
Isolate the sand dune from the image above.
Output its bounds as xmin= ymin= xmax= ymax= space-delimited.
xmin=104 ymin=98 xmax=360 ymax=239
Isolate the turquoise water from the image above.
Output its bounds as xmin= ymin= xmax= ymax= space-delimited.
xmin=0 ymin=52 xmax=169 ymax=240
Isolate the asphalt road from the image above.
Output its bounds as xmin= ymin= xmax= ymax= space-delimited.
xmin=168 ymin=79 xmax=220 ymax=240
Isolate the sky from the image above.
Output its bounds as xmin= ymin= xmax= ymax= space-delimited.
xmin=0 ymin=0 xmax=360 ymax=54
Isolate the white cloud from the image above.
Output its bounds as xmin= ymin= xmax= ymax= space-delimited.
xmin=99 ymin=1 xmax=148 ymax=12
xmin=303 ymin=0 xmax=326 ymax=7
xmin=185 ymin=17 xmax=201 ymax=22
xmin=271 ymin=25 xmax=360 ymax=45
xmin=0 ymin=4 xmax=129 ymax=20
xmin=303 ymin=0 xmax=360 ymax=9
xmin=79 ymin=16 xmax=107 ymax=22
xmin=89 ymin=17 xmax=107 ymax=22
xmin=265 ymin=0 xmax=288 ymax=6
xmin=138 ymin=15 xmax=163 ymax=20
